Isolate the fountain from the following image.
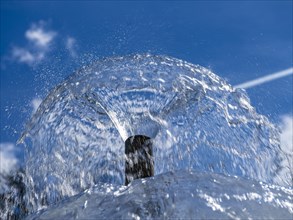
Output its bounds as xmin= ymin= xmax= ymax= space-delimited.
xmin=3 ymin=54 xmax=291 ymax=219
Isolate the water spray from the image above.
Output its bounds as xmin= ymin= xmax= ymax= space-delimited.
xmin=21 ymin=55 xmax=287 ymax=214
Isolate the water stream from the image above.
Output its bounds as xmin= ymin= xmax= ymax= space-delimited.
xmin=5 ymin=54 xmax=291 ymax=218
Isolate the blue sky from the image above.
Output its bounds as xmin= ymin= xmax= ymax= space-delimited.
xmin=0 ymin=1 xmax=292 ymax=170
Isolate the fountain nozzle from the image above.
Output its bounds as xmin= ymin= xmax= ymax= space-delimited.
xmin=125 ymin=135 xmax=154 ymax=185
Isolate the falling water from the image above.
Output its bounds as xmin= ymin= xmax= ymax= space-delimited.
xmin=11 ymin=54 xmax=291 ymax=217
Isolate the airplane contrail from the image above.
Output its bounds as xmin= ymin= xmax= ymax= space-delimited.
xmin=235 ymin=67 xmax=293 ymax=89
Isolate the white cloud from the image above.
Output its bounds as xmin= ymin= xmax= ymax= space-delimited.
xmin=0 ymin=143 xmax=19 ymax=174
xmin=8 ymin=20 xmax=78 ymax=66
xmin=12 ymin=47 xmax=35 ymax=63
xmin=66 ymin=36 xmax=78 ymax=57
xmin=12 ymin=47 xmax=45 ymax=65
xmin=31 ymin=98 xmax=42 ymax=114
xmin=25 ymin=23 xmax=56 ymax=48
xmin=10 ymin=21 xmax=57 ymax=66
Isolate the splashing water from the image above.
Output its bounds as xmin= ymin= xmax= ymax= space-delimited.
xmin=28 ymin=171 xmax=293 ymax=219
xmin=18 ymin=54 xmax=289 ymax=214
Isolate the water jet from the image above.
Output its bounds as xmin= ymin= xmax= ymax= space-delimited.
xmin=19 ymin=54 xmax=286 ymax=215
